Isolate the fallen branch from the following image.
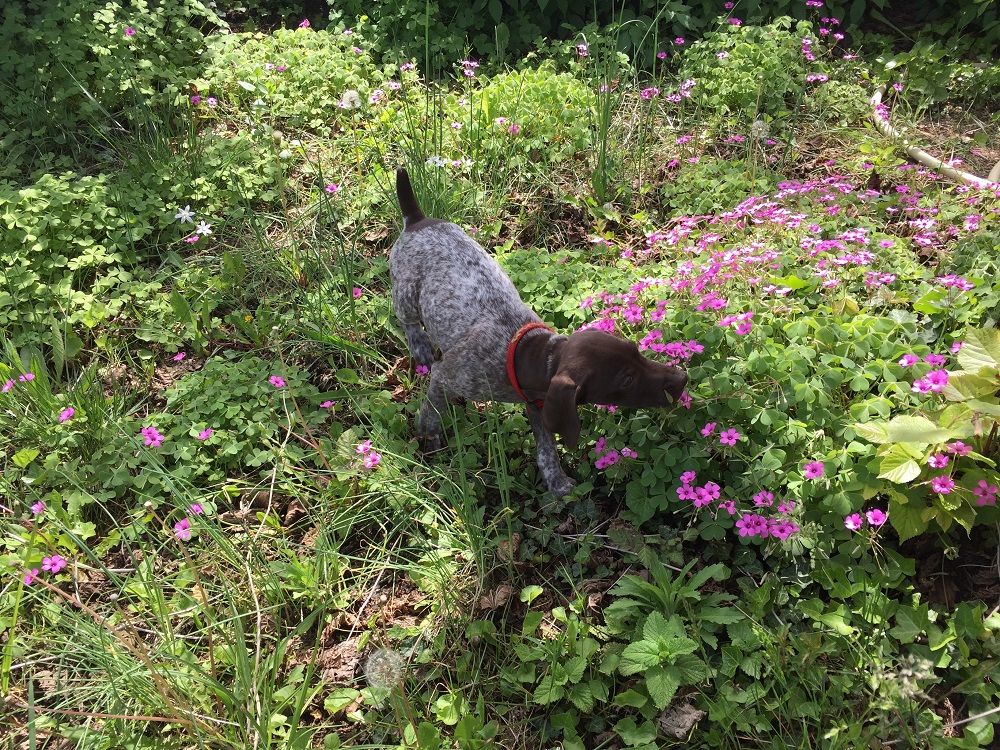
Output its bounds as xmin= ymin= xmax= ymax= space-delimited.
xmin=870 ymin=85 xmax=1000 ymax=189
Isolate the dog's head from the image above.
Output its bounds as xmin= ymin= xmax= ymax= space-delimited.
xmin=542 ymin=330 xmax=688 ymax=448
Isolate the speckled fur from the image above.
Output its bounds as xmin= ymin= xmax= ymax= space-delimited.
xmin=390 ymin=218 xmax=575 ymax=495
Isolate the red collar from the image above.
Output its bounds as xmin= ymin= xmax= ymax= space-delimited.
xmin=506 ymin=322 xmax=554 ymax=409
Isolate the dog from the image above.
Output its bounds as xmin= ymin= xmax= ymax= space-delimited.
xmin=389 ymin=168 xmax=688 ymax=495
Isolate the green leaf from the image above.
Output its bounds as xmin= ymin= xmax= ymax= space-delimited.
xmin=614 ymin=718 xmax=657 ymax=747
xmin=878 ymin=446 xmax=922 ymax=484
xmin=798 ymin=599 xmax=855 ymax=635
xmin=888 ymin=494 xmax=927 ymax=542
xmin=958 ymin=328 xmax=1000 ymax=372
xmin=890 ymin=605 xmax=930 ymax=643
xmin=13 ymin=448 xmax=40 ymax=468
xmin=532 ymin=675 xmax=565 ymax=705
xmin=519 ymin=585 xmax=543 ymax=605
xmin=852 ymin=421 xmax=890 ymax=444
xmin=619 ymin=640 xmax=661 ymax=675
xmin=645 ymin=665 xmax=682 ymax=709
xmin=323 ymin=688 xmax=360 ymax=714
xmin=942 ymin=372 xmax=997 ymax=401
xmin=967 ymin=399 xmax=1000 ymax=417
xmin=613 ymin=689 xmax=648 ymax=708
xmin=885 ymin=415 xmax=950 ymax=445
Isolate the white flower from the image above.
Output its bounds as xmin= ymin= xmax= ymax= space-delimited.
xmin=365 ymin=649 xmax=406 ymax=689
xmin=195 ymin=221 xmax=213 ymax=236
xmin=425 ymin=155 xmax=447 ymax=167
xmin=174 ymin=205 xmax=195 ymax=223
xmin=340 ymin=89 xmax=361 ymax=109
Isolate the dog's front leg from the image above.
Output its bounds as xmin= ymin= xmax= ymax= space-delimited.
xmin=527 ymin=405 xmax=576 ymax=496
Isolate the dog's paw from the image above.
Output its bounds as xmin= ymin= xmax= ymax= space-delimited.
xmin=546 ymin=473 xmax=577 ymax=497
xmin=418 ymin=432 xmax=445 ymax=454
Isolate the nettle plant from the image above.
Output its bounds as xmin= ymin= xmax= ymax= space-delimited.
xmin=854 ymin=327 xmax=1000 ymax=540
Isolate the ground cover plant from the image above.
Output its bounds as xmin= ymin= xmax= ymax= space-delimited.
xmin=3 ymin=1 xmax=1000 ymax=748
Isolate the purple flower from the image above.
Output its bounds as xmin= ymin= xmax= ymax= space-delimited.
xmin=325 ymin=183 xmax=340 ymax=194
xmin=947 ymin=441 xmax=971 ymax=456
xmin=352 ymin=287 xmax=363 ymax=299
xmin=701 ymin=422 xmax=717 ymax=437
xmin=899 ymin=354 xmax=919 ymax=367
xmin=930 ymin=475 xmax=955 ymax=494
xmin=42 ymin=555 xmax=67 ymax=574
xmin=124 ymin=26 xmax=136 ymax=37
xmin=674 ymin=37 xmax=685 ymax=45
xmin=173 ymin=351 xmax=187 ymax=362
xmin=320 ymin=400 xmax=335 ymax=408
xmin=190 ymin=95 xmax=202 ymax=105
xmin=190 ymin=503 xmax=204 ymax=515
xmin=31 ymin=501 xmax=45 ymax=516
xmin=298 ymin=18 xmax=310 ymax=28
xmin=718 ymin=428 xmax=740 ymax=446
xmin=844 ymin=513 xmax=863 ymax=531
xmin=974 ymin=480 xmax=998 ymax=506
xmin=269 ymin=375 xmax=286 ymax=388
xmin=576 ymin=43 xmax=589 ymax=57
xmin=24 ymin=568 xmax=40 ymax=585
xmin=141 ymin=426 xmax=164 ymax=448
xmin=196 ymin=428 xmax=213 ymax=441
xmin=174 ymin=518 xmax=192 ymax=541
xmin=803 ymin=461 xmax=825 ymax=480
xmin=58 ymin=407 xmax=75 ymax=423
xmin=363 ymin=452 xmax=381 ymax=469
xmin=680 ymin=470 xmax=697 ymax=485
xmin=865 ymin=508 xmax=887 ymax=526
xmin=927 ymin=453 xmax=949 ymax=469
xmin=356 ymin=440 xmax=372 ymax=455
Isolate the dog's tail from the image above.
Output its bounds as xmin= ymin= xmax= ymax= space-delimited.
xmin=396 ymin=168 xmax=425 ymax=228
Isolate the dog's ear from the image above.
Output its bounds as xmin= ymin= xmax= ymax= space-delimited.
xmin=542 ymin=372 xmax=581 ymax=449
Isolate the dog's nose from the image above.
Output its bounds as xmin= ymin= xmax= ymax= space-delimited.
xmin=666 ymin=370 xmax=688 ymax=399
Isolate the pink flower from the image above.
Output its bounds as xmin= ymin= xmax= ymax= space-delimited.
xmin=679 ymin=391 xmax=692 ymax=409
xmin=352 ymin=287 xmax=363 ymax=299
xmin=865 ymin=508 xmax=887 ymax=527
xmin=356 ymin=440 xmax=372 ymax=455
xmin=924 ymin=353 xmax=947 ymax=366
xmin=640 ymin=87 xmax=660 ymax=100
xmin=298 ymin=18 xmax=310 ymax=28
xmin=58 ymin=407 xmax=75 ymax=423
xmin=269 ymin=375 xmax=286 ymax=388
xmin=196 ymin=428 xmax=213 ymax=440
xmin=844 ymin=513 xmax=863 ymax=531
xmin=124 ymin=26 xmax=136 ymax=37
xmin=621 ymin=446 xmax=638 ymax=459
xmin=184 ymin=234 xmax=200 ymax=243
xmin=950 ymin=341 xmax=964 ymax=354
xmin=507 ymin=123 xmax=521 ymax=135
xmin=19 ymin=373 xmax=34 ymax=382
xmin=657 ymin=51 xmax=667 ymax=60
xmin=173 ymin=351 xmax=187 ymax=362
xmin=31 ymin=501 xmax=45 ymax=515
xmin=24 ymin=568 xmax=40 ymax=585
xmin=719 ymin=428 xmax=740 ymax=446
xmin=207 ymin=97 xmax=217 ymax=108
xmin=927 ymin=453 xmax=949 ymax=468
xmin=752 ymin=491 xmax=774 ymax=508
xmin=576 ymin=43 xmax=589 ymax=57
xmin=803 ymin=461 xmax=825 ymax=479
xmin=899 ymin=354 xmax=919 ymax=367
xmin=680 ymin=470 xmax=697 ymax=485
xmin=930 ymin=475 xmax=955 ymax=494
xmin=415 ymin=364 xmax=430 ymax=376
xmin=947 ymin=441 xmax=971 ymax=456
xmin=190 ymin=95 xmax=202 ymax=105
xmin=974 ymin=480 xmax=998 ymax=506
xmin=674 ymin=37 xmax=685 ymax=45
xmin=141 ymin=426 xmax=164 ymax=448
xmin=320 ymin=400 xmax=335 ymax=408
xmin=718 ymin=499 xmax=736 ymax=515
xmin=727 ymin=17 xmax=742 ymax=25
xmin=701 ymin=422 xmax=717 ymax=437
xmin=325 ymin=183 xmax=340 ymax=194
xmin=174 ymin=518 xmax=192 ymax=541
xmin=2 ymin=379 xmax=13 ymax=392
xmin=190 ymin=503 xmax=204 ymax=515
xmin=596 ymin=450 xmax=621 ymax=470
xmin=363 ymin=452 xmax=381 ymax=469
xmin=777 ymin=501 xmax=796 ymax=514
xmin=42 ymin=555 xmax=67 ymax=574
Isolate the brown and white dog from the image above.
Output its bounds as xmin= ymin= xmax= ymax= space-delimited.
xmin=389 ymin=169 xmax=687 ymax=495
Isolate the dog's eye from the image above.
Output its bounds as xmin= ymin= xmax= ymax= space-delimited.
xmin=621 ymin=373 xmax=635 ymax=388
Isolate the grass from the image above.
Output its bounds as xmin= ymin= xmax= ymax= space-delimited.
xmin=4 ymin=8 xmax=1000 ymax=750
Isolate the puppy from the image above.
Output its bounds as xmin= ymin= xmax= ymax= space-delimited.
xmin=389 ymin=169 xmax=687 ymax=495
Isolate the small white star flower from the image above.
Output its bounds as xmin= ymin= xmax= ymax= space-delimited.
xmin=195 ymin=221 xmax=213 ymax=236
xmin=174 ymin=205 xmax=195 ymax=223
